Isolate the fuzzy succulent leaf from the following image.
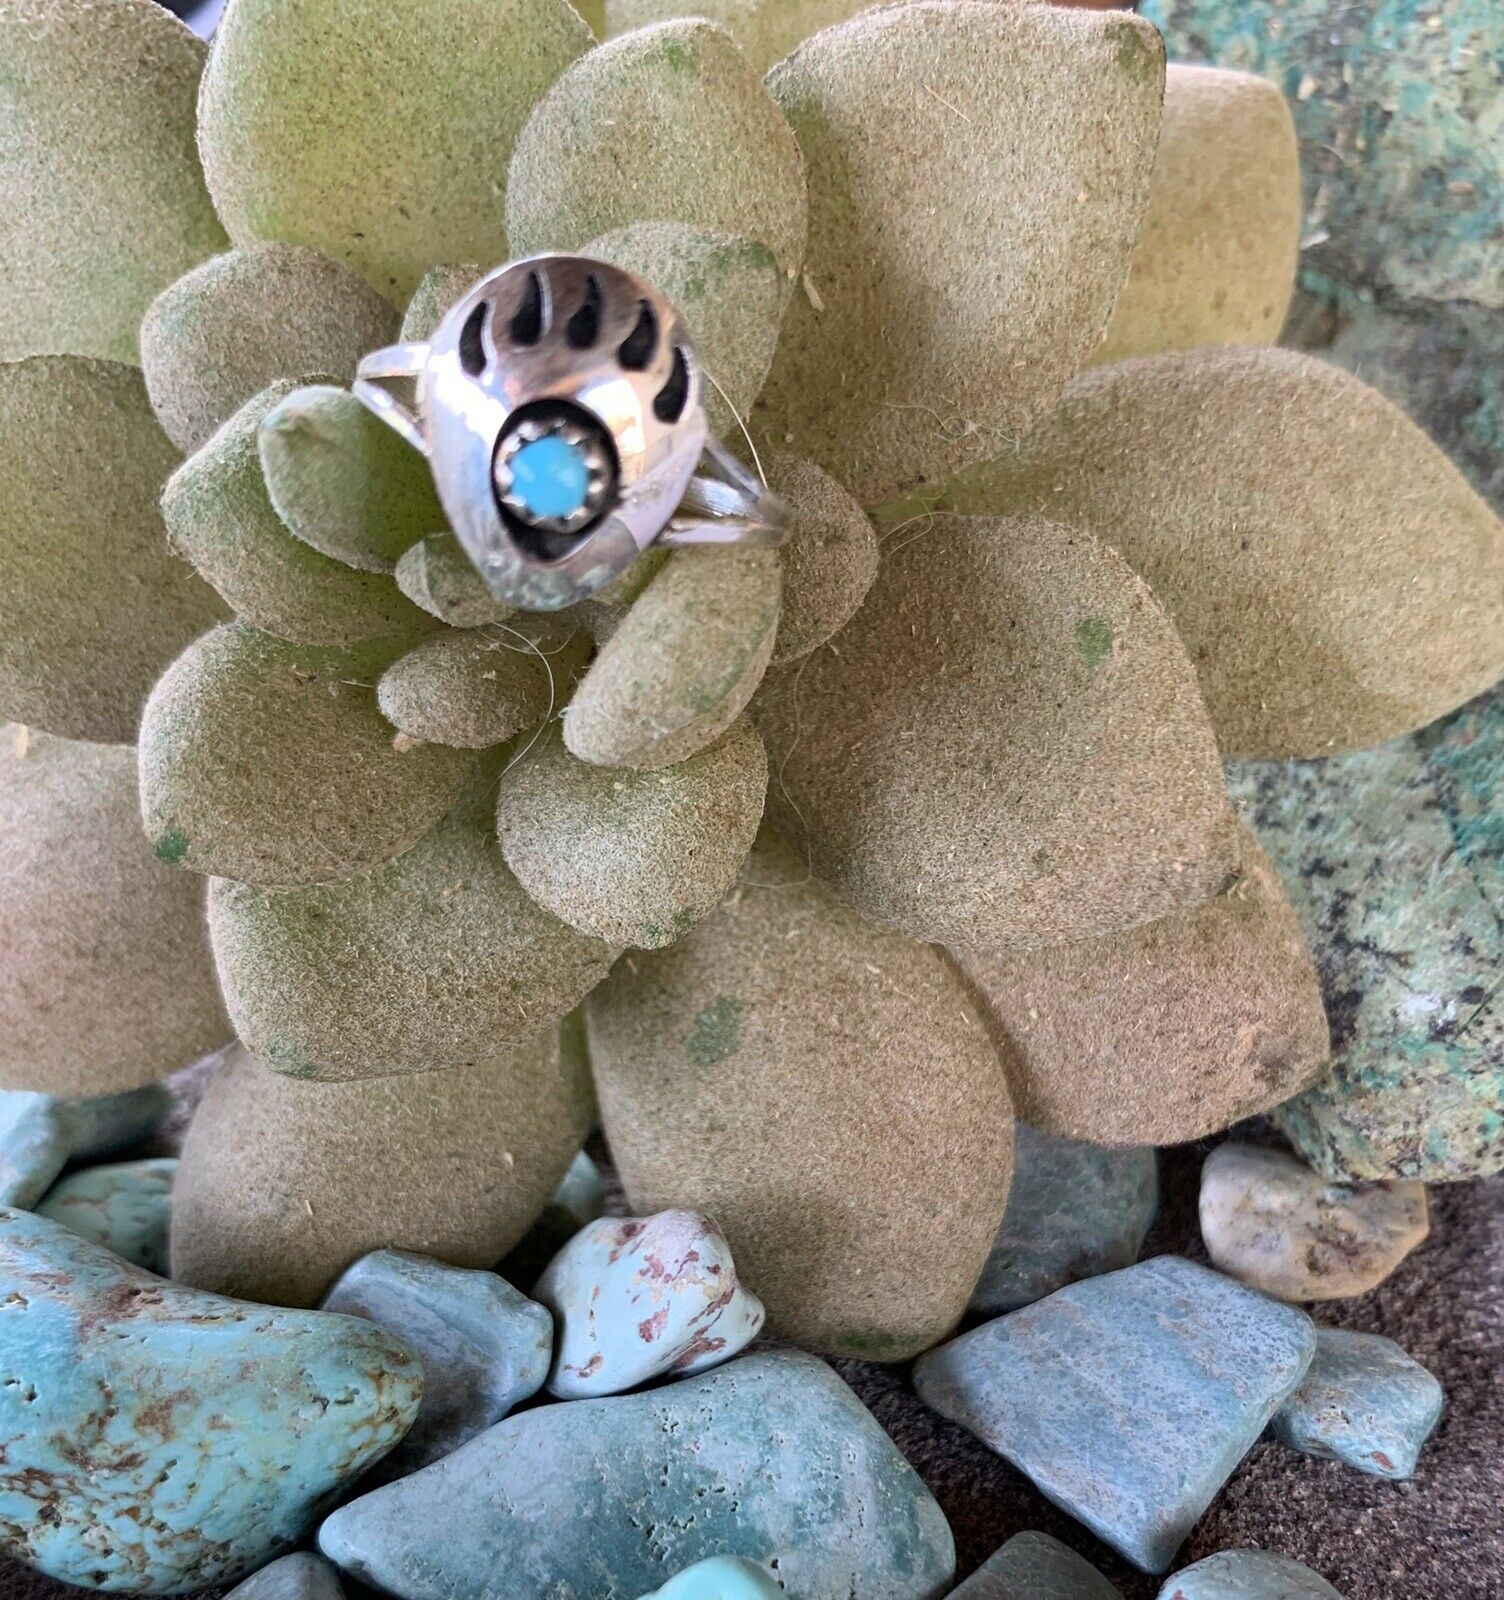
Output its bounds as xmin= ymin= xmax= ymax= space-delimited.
xmin=507 ymin=20 xmax=807 ymax=286
xmin=583 ymin=223 xmax=785 ymax=439
xmin=259 ymin=385 xmax=446 ymax=573
xmin=605 ymin=0 xmax=881 ymax=73
xmin=754 ymin=0 xmax=1166 ymax=504
xmin=141 ymin=245 xmax=400 ymax=456
xmin=138 ymin=621 xmax=475 ymax=887
xmin=1 ymin=729 xmax=230 ymax=1097
xmin=394 ymin=533 xmax=517 ymax=629
xmin=400 ymin=265 xmax=485 ymax=343
xmin=207 ymin=774 xmax=617 ymax=1081
xmin=162 ymin=383 xmax=432 ymax=648
xmin=496 ymin=720 xmax=768 ymax=949
xmin=922 ymin=346 xmax=1504 ymax=757
xmin=0 ymin=0 xmax=228 ymax=365
xmin=0 ymin=356 xmax=225 ymax=744
xmin=1093 ymin=64 xmax=1301 ymax=366
xmin=564 ymin=548 xmax=782 ymax=770
xmin=198 ymin=0 xmax=595 ymax=301
xmin=753 ymin=513 xmax=1240 ymax=951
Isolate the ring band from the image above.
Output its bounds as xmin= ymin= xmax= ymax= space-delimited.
xmin=352 ymin=255 xmax=790 ymax=612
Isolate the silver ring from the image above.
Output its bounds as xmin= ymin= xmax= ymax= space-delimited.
xmin=353 ymin=255 xmax=791 ymax=612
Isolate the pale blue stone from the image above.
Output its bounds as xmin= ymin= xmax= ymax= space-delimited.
xmin=914 ymin=1257 xmax=1316 ymax=1574
xmin=225 ymin=1552 xmax=345 ymax=1600
xmin=0 ymin=1207 xmax=422 ymax=1593
xmin=1157 ymin=1549 xmax=1345 ymax=1599
xmin=1228 ymin=686 xmax=1502 ymax=1181
xmin=319 ymin=1349 xmax=956 ymax=1600
xmin=948 ymin=1532 xmax=1122 ymax=1600
xmin=0 ymin=1091 xmax=68 ymax=1208
xmin=0 ymin=1083 xmax=173 ymax=1211
xmin=536 ymin=1210 xmax=765 ymax=1398
xmin=323 ymin=1249 xmax=553 ymax=1473
xmin=971 ymin=1126 xmax=1157 ymax=1315
xmin=1270 ymin=1327 xmax=1443 ymax=1480
xmin=636 ymin=1556 xmax=783 ymax=1600
xmin=510 ymin=436 xmax=590 ymax=520
xmin=500 ymin=1147 xmax=606 ymax=1290
xmin=36 ymin=1158 xmax=176 ymax=1274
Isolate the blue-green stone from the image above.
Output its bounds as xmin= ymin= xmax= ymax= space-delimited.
xmin=1228 ymin=685 xmax=1502 ymax=1181
xmin=0 ymin=1083 xmax=173 ymax=1212
xmin=1270 ymin=1327 xmax=1443 ymax=1480
xmin=971 ymin=1126 xmax=1156 ymax=1316
xmin=35 ymin=1158 xmax=176 ymax=1274
xmin=1142 ymin=0 xmax=1503 ymax=310
xmin=1157 ymin=1549 xmax=1346 ymax=1599
xmin=319 ymin=1349 xmax=955 ymax=1600
xmin=948 ymin=1532 xmax=1122 ymax=1600
xmin=914 ymin=1257 xmax=1315 ymax=1574
xmin=0 ymin=1207 xmax=421 ymax=1593
xmin=323 ymin=1249 xmax=553 ymax=1473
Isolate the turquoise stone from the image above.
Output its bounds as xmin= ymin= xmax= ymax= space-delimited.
xmin=913 ymin=1256 xmax=1315 ymax=1574
xmin=509 ymin=435 xmax=590 ymax=521
xmin=36 ymin=1158 xmax=176 ymax=1274
xmin=323 ymin=1249 xmax=553 ymax=1473
xmin=1270 ymin=1327 xmax=1443 ymax=1480
xmin=1228 ymin=685 xmax=1502 ymax=1181
xmin=535 ymin=1210 xmax=764 ymax=1398
xmin=0 ymin=1083 xmax=171 ymax=1211
xmin=971 ymin=1125 xmax=1157 ymax=1315
xmin=636 ymin=1557 xmax=783 ymax=1600
xmin=0 ymin=1206 xmax=421 ymax=1593
xmin=319 ymin=1349 xmax=956 ymax=1600
xmin=948 ymin=1532 xmax=1122 ymax=1600
xmin=1157 ymin=1550 xmax=1346 ymax=1599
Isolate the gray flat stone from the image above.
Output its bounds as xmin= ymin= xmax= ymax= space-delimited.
xmin=323 ymin=1249 xmax=553 ymax=1474
xmin=971 ymin=1126 xmax=1157 ymax=1315
xmin=319 ymin=1349 xmax=955 ymax=1600
xmin=1157 ymin=1549 xmax=1345 ymax=1598
xmin=948 ymin=1531 xmax=1122 ymax=1600
xmin=226 ymin=1552 xmax=345 ymax=1600
xmin=914 ymin=1257 xmax=1315 ymax=1574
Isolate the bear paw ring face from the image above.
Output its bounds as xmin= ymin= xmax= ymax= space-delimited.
xmin=353 ymin=255 xmax=790 ymax=612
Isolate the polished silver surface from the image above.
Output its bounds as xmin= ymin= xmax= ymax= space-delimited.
xmin=354 ymin=254 xmax=790 ymax=611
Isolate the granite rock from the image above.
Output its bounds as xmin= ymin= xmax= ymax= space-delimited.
xmin=319 ymin=1349 xmax=955 ymax=1600
xmin=947 ymin=1532 xmax=1122 ymax=1600
xmin=324 ymin=1250 xmax=551 ymax=1474
xmin=35 ymin=1159 xmax=177 ymax=1275
xmin=1228 ymin=685 xmax=1503 ymax=1181
xmin=1156 ymin=1549 xmax=1345 ymax=1599
xmin=536 ymin=1211 xmax=765 ymax=1398
xmin=914 ymin=1257 xmax=1316 ymax=1574
xmin=970 ymin=1127 xmax=1157 ymax=1317
xmin=1269 ymin=1327 xmax=1444 ymax=1480
xmin=0 ymin=1208 xmax=421 ymax=1593
xmin=1199 ymin=1143 xmax=1428 ymax=1302
xmin=225 ymin=1552 xmax=345 ymax=1600
xmin=635 ymin=1558 xmax=783 ymax=1600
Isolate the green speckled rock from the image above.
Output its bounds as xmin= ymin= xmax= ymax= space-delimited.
xmin=318 ymin=1349 xmax=955 ymax=1600
xmin=260 ymin=385 xmax=445 ymax=572
xmin=1157 ymin=1550 xmax=1345 ymax=1600
xmin=163 ymin=384 xmax=431 ymax=647
xmin=0 ymin=1207 xmax=421 ymax=1593
xmin=1228 ymin=685 xmax=1503 ymax=1180
xmin=949 ymin=1532 xmax=1123 ymax=1600
xmin=36 ymin=1158 xmax=177 ymax=1275
xmin=1143 ymin=0 xmax=1504 ymax=310
xmin=225 ymin=1553 xmax=345 ymax=1600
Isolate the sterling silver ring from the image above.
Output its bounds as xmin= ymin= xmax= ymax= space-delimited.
xmin=353 ymin=254 xmax=791 ymax=612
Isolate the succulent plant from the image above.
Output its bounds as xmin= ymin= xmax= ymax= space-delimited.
xmin=1 ymin=0 xmax=1501 ymax=1353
